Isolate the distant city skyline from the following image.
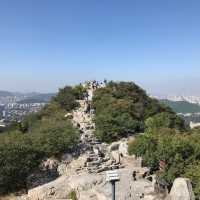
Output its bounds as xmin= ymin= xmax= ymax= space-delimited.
xmin=0 ymin=0 xmax=200 ymax=95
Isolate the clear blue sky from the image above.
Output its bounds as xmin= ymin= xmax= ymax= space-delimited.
xmin=0 ymin=0 xmax=200 ymax=95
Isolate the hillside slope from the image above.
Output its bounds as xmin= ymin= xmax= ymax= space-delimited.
xmin=92 ymin=81 xmax=185 ymax=143
xmin=161 ymin=99 xmax=200 ymax=113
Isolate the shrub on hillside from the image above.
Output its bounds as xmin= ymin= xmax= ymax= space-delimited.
xmin=0 ymin=118 xmax=79 ymax=194
xmin=53 ymin=86 xmax=79 ymax=111
xmin=72 ymin=84 xmax=87 ymax=100
xmin=0 ymin=133 xmax=42 ymax=194
xmin=92 ymin=81 xmax=183 ymax=143
xmin=31 ymin=119 xmax=79 ymax=156
xmin=145 ymin=112 xmax=187 ymax=133
xmin=128 ymin=128 xmax=200 ymax=197
xmin=0 ymin=84 xmax=81 ymax=194
xmin=67 ymin=190 xmax=78 ymax=200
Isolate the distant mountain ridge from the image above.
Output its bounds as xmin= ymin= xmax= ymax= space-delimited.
xmin=160 ymin=99 xmax=200 ymax=114
xmin=17 ymin=93 xmax=56 ymax=103
xmin=0 ymin=90 xmax=56 ymax=103
xmin=153 ymin=95 xmax=200 ymax=105
xmin=0 ymin=91 xmax=14 ymax=97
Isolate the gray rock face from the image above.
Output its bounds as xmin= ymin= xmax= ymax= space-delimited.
xmin=24 ymin=173 xmax=105 ymax=200
xmin=108 ymin=142 xmax=120 ymax=152
xmin=168 ymin=178 xmax=195 ymax=200
xmin=22 ymin=168 xmax=159 ymax=200
xmin=27 ymin=176 xmax=71 ymax=200
xmin=27 ymin=158 xmax=59 ymax=189
xmin=40 ymin=158 xmax=59 ymax=170
xmin=119 ymin=140 xmax=128 ymax=156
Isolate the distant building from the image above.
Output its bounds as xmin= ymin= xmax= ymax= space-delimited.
xmin=2 ymin=110 xmax=6 ymax=118
xmin=190 ymin=121 xmax=200 ymax=129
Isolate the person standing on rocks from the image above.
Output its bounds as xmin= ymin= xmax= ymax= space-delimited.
xmin=84 ymin=91 xmax=89 ymax=101
xmin=132 ymin=171 xmax=137 ymax=181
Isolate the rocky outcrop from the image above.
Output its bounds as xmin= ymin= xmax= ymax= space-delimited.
xmin=119 ymin=140 xmax=128 ymax=156
xmin=167 ymin=178 xmax=195 ymax=200
xmin=21 ymin=168 xmax=160 ymax=200
xmin=71 ymin=84 xmax=123 ymax=174
xmin=17 ymin=81 xmax=189 ymax=200
xmin=26 ymin=158 xmax=59 ymax=189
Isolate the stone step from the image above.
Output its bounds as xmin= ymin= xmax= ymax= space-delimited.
xmin=86 ymin=160 xmax=102 ymax=167
xmin=86 ymin=156 xmax=101 ymax=162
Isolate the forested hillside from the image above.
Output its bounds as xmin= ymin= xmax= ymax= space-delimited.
xmin=0 ymin=85 xmax=85 ymax=194
xmin=92 ymin=81 xmax=186 ymax=143
xmin=161 ymin=99 xmax=200 ymax=114
xmin=0 ymin=81 xmax=191 ymax=197
xmin=128 ymin=112 xmax=200 ymax=197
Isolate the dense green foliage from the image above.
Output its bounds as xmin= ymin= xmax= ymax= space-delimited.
xmin=67 ymin=190 xmax=78 ymax=200
xmin=52 ymin=84 xmax=86 ymax=111
xmin=161 ymin=99 xmax=200 ymax=114
xmin=145 ymin=112 xmax=187 ymax=132
xmin=128 ymin=124 xmax=200 ymax=198
xmin=0 ymin=85 xmax=81 ymax=194
xmin=53 ymin=86 xmax=79 ymax=111
xmin=92 ymin=81 xmax=184 ymax=143
xmin=0 ymin=132 xmax=42 ymax=193
xmin=72 ymin=84 xmax=87 ymax=100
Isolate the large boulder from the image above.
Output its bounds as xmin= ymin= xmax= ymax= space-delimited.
xmin=168 ymin=178 xmax=195 ymax=200
xmin=64 ymin=113 xmax=73 ymax=119
xmin=27 ymin=158 xmax=59 ymax=189
xmin=119 ymin=141 xmax=128 ymax=157
xmin=61 ymin=153 xmax=73 ymax=163
xmin=111 ymin=151 xmax=120 ymax=163
xmin=27 ymin=176 xmax=71 ymax=200
xmin=108 ymin=142 xmax=120 ymax=152
xmin=25 ymin=174 xmax=104 ymax=200
xmin=40 ymin=158 xmax=59 ymax=170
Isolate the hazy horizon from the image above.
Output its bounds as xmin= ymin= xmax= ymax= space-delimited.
xmin=0 ymin=1 xmax=200 ymax=95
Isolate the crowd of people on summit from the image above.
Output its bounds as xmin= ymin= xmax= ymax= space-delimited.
xmin=83 ymin=80 xmax=107 ymax=115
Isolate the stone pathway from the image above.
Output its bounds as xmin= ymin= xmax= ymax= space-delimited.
xmin=72 ymin=83 xmax=122 ymax=174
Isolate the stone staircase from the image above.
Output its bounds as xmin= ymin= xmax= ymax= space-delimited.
xmin=71 ymin=83 xmax=122 ymax=174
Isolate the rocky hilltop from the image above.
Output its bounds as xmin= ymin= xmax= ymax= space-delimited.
xmin=0 ymin=81 xmax=195 ymax=200
xmin=14 ymin=81 xmax=194 ymax=200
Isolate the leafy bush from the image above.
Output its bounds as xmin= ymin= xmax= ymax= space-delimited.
xmin=145 ymin=112 xmax=187 ymax=133
xmin=72 ymin=84 xmax=87 ymax=100
xmin=184 ymin=162 xmax=200 ymax=197
xmin=31 ymin=119 xmax=79 ymax=156
xmin=0 ymin=117 xmax=79 ymax=194
xmin=67 ymin=190 xmax=78 ymax=200
xmin=53 ymin=86 xmax=79 ymax=111
xmin=0 ymin=133 xmax=42 ymax=194
xmin=0 ymin=84 xmax=81 ymax=194
xmin=93 ymin=81 xmax=183 ymax=143
xmin=128 ymin=128 xmax=200 ymax=197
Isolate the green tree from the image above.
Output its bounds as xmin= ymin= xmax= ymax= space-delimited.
xmin=0 ymin=133 xmax=42 ymax=194
xmin=145 ymin=112 xmax=186 ymax=133
xmin=53 ymin=86 xmax=79 ymax=111
xmin=184 ymin=162 xmax=200 ymax=198
xmin=93 ymin=81 xmax=181 ymax=143
xmin=72 ymin=84 xmax=87 ymax=100
xmin=0 ymin=84 xmax=82 ymax=194
xmin=31 ymin=119 xmax=79 ymax=156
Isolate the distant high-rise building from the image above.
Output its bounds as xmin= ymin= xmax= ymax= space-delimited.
xmin=3 ymin=111 xmax=6 ymax=118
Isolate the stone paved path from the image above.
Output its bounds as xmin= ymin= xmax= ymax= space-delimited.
xmin=72 ymin=82 xmax=122 ymax=173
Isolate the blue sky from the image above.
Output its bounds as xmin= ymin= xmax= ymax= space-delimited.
xmin=0 ymin=0 xmax=200 ymax=94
